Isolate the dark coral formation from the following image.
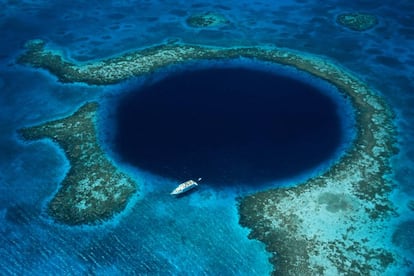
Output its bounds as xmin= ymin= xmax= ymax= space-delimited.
xmin=336 ymin=12 xmax=378 ymax=31
xmin=5 ymin=204 xmax=39 ymax=225
xmin=19 ymin=103 xmax=137 ymax=225
xmin=392 ymin=220 xmax=414 ymax=250
xmin=18 ymin=40 xmax=400 ymax=273
xmin=186 ymin=12 xmax=229 ymax=28
xmin=408 ymin=200 xmax=414 ymax=211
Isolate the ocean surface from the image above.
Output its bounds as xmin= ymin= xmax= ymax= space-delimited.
xmin=1 ymin=0 xmax=413 ymax=275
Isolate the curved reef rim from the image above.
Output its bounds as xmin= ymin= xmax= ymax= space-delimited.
xmin=18 ymin=39 xmax=400 ymax=274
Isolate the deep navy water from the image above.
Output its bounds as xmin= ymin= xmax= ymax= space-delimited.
xmin=1 ymin=0 xmax=413 ymax=274
xmin=115 ymin=67 xmax=342 ymax=186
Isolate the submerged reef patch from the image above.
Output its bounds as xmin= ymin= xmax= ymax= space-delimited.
xmin=18 ymin=40 xmax=400 ymax=273
xmin=392 ymin=220 xmax=414 ymax=250
xmin=185 ymin=12 xmax=229 ymax=28
xmin=336 ymin=12 xmax=378 ymax=31
xmin=19 ymin=103 xmax=137 ymax=225
xmin=408 ymin=200 xmax=414 ymax=211
xmin=5 ymin=203 xmax=39 ymax=225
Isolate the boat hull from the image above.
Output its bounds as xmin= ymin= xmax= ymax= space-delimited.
xmin=170 ymin=180 xmax=198 ymax=195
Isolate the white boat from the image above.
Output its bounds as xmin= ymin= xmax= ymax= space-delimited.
xmin=170 ymin=178 xmax=201 ymax=195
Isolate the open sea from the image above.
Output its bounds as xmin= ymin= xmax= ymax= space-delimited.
xmin=1 ymin=0 xmax=413 ymax=275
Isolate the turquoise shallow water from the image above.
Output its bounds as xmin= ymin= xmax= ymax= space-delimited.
xmin=1 ymin=0 xmax=413 ymax=274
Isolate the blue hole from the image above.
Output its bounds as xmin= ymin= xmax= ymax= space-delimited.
xmin=114 ymin=67 xmax=343 ymax=186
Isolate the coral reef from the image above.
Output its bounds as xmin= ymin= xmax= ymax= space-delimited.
xmin=336 ymin=12 xmax=378 ymax=31
xmin=19 ymin=103 xmax=137 ymax=225
xmin=18 ymin=40 xmax=400 ymax=273
xmin=186 ymin=12 xmax=229 ymax=28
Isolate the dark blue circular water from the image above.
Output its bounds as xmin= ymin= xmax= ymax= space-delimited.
xmin=114 ymin=67 xmax=342 ymax=186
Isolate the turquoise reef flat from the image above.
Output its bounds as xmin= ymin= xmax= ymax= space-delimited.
xmin=18 ymin=40 xmax=402 ymax=274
